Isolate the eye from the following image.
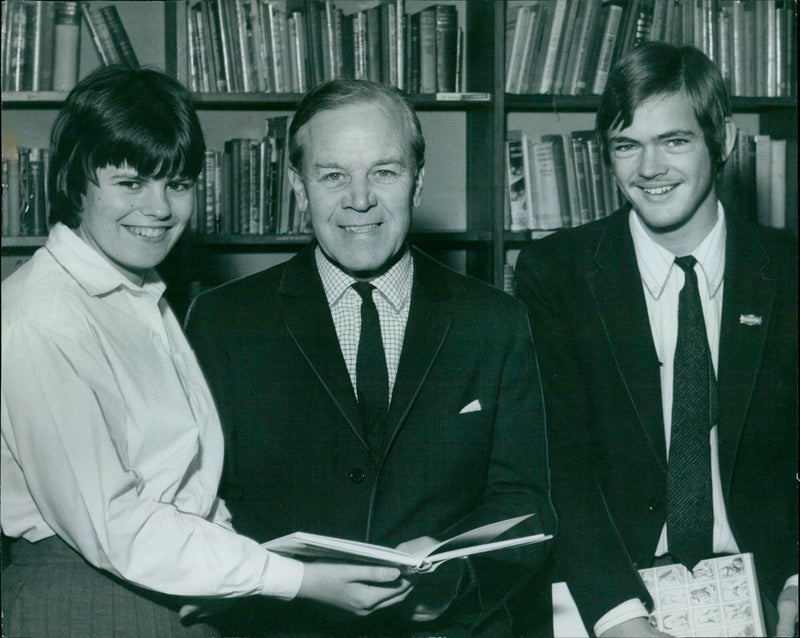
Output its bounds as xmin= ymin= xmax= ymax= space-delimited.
xmin=167 ymin=179 xmax=193 ymax=192
xmin=372 ymin=168 xmax=399 ymax=181
xmin=664 ymin=138 xmax=690 ymax=149
xmin=612 ymin=143 xmax=637 ymax=156
xmin=117 ymin=180 xmax=143 ymax=191
xmin=319 ymin=171 xmax=346 ymax=185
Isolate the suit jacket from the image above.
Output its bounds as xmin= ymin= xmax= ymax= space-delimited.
xmin=185 ymin=244 xmax=556 ymax=636
xmin=515 ymin=208 xmax=798 ymax=634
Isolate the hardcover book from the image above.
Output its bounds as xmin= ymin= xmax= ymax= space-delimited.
xmin=263 ymin=514 xmax=551 ymax=573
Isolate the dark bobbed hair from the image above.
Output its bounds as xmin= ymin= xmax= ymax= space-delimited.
xmin=596 ymin=42 xmax=732 ymax=168
xmin=288 ymin=78 xmax=425 ymax=173
xmin=48 ymin=65 xmax=206 ymax=228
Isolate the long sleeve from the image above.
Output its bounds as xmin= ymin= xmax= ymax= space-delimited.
xmin=1 ymin=238 xmax=303 ymax=600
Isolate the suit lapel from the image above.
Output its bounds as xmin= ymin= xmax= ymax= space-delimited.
xmin=589 ymin=212 xmax=667 ymax=470
xmin=279 ymin=246 xmax=366 ymax=449
xmin=381 ymin=249 xmax=452 ymax=463
xmin=716 ymin=222 xmax=775 ymax=492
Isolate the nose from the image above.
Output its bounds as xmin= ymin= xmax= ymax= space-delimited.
xmin=342 ymin=176 xmax=376 ymax=212
xmin=142 ymin=182 xmax=171 ymax=218
xmin=637 ymin=144 xmax=667 ymax=179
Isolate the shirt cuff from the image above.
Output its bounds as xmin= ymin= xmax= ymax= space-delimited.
xmin=593 ymin=598 xmax=650 ymax=637
xmin=260 ymin=552 xmax=304 ymax=600
xmin=784 ymin=574 xmax=799 ymax=589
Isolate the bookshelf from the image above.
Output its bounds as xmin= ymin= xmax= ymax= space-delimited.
xmin=2 ymin=0 xmax=797 ymax=302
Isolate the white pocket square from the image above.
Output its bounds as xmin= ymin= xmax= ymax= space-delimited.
xmin=739 ymin=314 xmax=762 ymax=326
xmin=459 ymin=399 xmax=482 ymax=414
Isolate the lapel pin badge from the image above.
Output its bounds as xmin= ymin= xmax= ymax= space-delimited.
xmin=739 ymin=314 xmax=762 ymax=326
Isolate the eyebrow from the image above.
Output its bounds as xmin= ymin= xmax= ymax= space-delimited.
xmin=609 ymin=129 xmax=698 ymax=144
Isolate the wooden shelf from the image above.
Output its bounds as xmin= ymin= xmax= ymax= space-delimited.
xmin=1 ymin=236 xmax=47 ymax=249
xmin=188 ymin=230 xmax=492 ymax=247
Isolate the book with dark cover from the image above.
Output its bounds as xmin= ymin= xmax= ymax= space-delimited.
xmin=418 ymin=6 xmax=436 ymax=93
xmin=406 ymin=9 xmax=420 ymax=93
xmin=81 ymin=2 xmax=122 ymax=66
xmin=99 ymin=5 xmax=140 ymax=68
xmin=435 ymin=4 xmax=457 ymax=92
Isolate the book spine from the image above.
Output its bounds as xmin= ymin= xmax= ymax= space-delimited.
xmin=248 ymin=139 xmax=260 ymax=233
xmin=435 ymin=4 xmax=457 ymax=92
xmin=521 ymin=134 xmax=537 ymax=230
xmin=7 ymin=2 xmax=28 ymax=91
xmin=570 ymin=134 xmax=592 ymax=224
xmin=202 ymin=149 xmax=216 ymax=233
xmin=202 ymin=0 xmax=226 ymax=91
xmin=532 ymin=140 xmax=565 ymax=229
xmin=1 ymin=159 xmax=9 ymax=236
xmin=768 ymin=138 xmax=786 ymax=229
xmin=81 ymin=2 xmax=119 ymax=66
xmin=591 ymin=4 xmax=624 ymax=95
xmin=29 ymin=2 xmax=45 ymax=91
xmin=585 ymin=137 xmax=607 ymax=220
xmin=505 ymin=5 xmax=529 ymax=94
xmin=99 ymin=5 xmax=140 ymax=68
xmin=28 ymin=148 xmax=46 ymax=235
xmin=324 ymin=1 xmax=337 ymax=82
xmin=506 ymin=131 xmax=528 ymax=232
xmin=753 ymin=134 xmax=772 ymax=225
xmin=546 ymin=135 xmax=572 ymax=227
xmin=568 ymin=0 xmax=601 ymax=96
xmin=21 ymin=2 xmax=38 ymax=91
xmin=514 ymin=4 xmax=540 ymax=95
xmin=538 ymin=0 xmax=568 ymax=94
xmin=366 ymin=5 xmax=382 ymax=83
xmin=306 ymin=0 xmax=325 ymax=87
xmin=418 ymin=7 xmax=436 ymax=93
xmin=406 ymin=11 xmax=419 ymax=93
xmin=396 ymin=0 xmax=405 ymax=90
xmin=51 ymin=1 xmax=80 ymax=92
xmin=7 ymin=153 xmax=21 ymax=236
xmin=552 ymin=0 xmax=582 ymax=95
xmin=232 ymin=0 xmax=254 ymax=92
xmin=293 ymin=11 xmax=309 ymax=92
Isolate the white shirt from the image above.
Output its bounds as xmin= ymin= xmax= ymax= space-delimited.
xmin=595 ymin=205 xmax=737 ymax=635
xmin=315 ymin=246 xmax=413 ymax=401
xmin=1 ymin=223 xmax=302 ymax=600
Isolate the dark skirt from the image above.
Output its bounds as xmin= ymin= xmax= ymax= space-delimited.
xmin=1 ymin=535 xmax=220 ymax=638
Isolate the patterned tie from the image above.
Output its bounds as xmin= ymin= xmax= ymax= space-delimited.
xmin=666 ymin=256 xmax=716 ymax=569
xmin=352 ymin=282 xmax=388 ymax=453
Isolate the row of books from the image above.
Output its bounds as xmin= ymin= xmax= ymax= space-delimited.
xmin=720 ymin=131 xmax=788 ymax=230
xmin=2 ymin=1 xmax=139 ymax=93
xmin=505 ymin=0 xmax=797 ymax=98
xmin=1 ymin=139 xmax=50 ymax=238
xmin=187 ymin=0 xmax=461 ymax=94
xmin=505 ymin=129 xmax=622 ymax=232
xmin=190 ymin=116 xmax=309 ymax=237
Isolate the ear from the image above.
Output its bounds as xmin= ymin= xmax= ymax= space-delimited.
xmin=288 ymin=166 xmax=308 ymax=212
xmin=412 ymin=166 xmax=425 ymax=208
xmin=721 ymin=117 xmax=737 ymax=163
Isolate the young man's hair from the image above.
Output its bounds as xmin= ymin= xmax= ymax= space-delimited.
xmin=596 ymin=42 xmax=732 ymax=168
xmin=288 ymin=78 xmax=425 ymax=173
xmin=49 ymin=65 xmax=205 ymax=228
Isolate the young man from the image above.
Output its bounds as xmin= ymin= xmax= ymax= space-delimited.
xmin=185 ymin=79 xmax=555 ymax=637
xmin=515 ymin=42 xmax=797 ymax=637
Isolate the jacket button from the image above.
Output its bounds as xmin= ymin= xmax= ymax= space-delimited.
xmin=648 ymin=498 xmax=662 ymax=512
xmin=349 ymin=468 xmax=365 ymax=483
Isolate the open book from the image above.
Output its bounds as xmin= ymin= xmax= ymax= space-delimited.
xmin=263 ymin=513 xmax=551 ymax=573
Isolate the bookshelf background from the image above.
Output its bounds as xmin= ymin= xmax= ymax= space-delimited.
xmin=2 ymin=0 xmax=797 ymax=315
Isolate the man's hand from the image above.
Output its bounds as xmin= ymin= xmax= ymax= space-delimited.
xmin=599 ymin=617 xmax=672 ymax=637
xmin=776 ymin=585 xmax=798 ymax=637
xmin=297 ymin=561 xmax=412 ymax=616
xmin=394 ymin=536 xmax=465 ymax=622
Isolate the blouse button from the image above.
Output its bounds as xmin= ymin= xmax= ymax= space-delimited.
xmin=349 ymin=468 xmax=366 ymax=483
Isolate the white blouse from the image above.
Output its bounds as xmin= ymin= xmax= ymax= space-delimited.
xmin=1 ymin=223 xmax=301 ymax=600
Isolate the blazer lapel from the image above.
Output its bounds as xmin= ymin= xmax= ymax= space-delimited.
xmin=716 ymin=222 xmax=775 ymax=491
xmin=279 ymin=246 xmax=366 ymax=449
xmin=381 ymin=249 xmax=452 ymax=462
xmin=588 ymin=212 xmax=667 ymax=470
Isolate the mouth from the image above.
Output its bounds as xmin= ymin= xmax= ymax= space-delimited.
xmin=639 ymin=184 xmax=678 ymax=196
xmin=340 ymin=223 xmax=382 ymax=234
xmin=123 ymin=226 xmax=171 ymax=239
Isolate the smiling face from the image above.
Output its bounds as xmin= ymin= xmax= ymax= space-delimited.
xmin=289 ymin=101 xmax=424 ymax=279
xmin=76 ymin=164 xmax=194 ymax=284
xmin=608 ymin=90 xmax=733 ymax=254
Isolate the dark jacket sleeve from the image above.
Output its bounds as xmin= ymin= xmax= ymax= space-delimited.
xmin=515 ymin=241 xmax=652 ymax=632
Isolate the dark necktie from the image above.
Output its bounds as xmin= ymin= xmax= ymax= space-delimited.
xmin=352 ymin=282 xmax=388 ymax=453
xmin=666 ymin=255 xmax=716 ymax=570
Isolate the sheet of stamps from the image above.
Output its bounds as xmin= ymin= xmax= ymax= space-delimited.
xmin=639 ymin=553 xmax=766 ymax=637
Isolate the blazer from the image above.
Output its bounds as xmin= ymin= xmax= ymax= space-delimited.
xmin=185 ymin=244 xmax=556 ymax=636
xmin=515 ymin=207 xmax=798 ymax=633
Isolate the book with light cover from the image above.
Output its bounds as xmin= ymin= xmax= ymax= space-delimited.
xmin=263 ymin=513 xmax=551 ymax=573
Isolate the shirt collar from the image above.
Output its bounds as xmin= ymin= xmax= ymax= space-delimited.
xmin=46 ymin=222 xmax=166 ymax=300
xmin=315 ymin=245 xmax=413 ymax=311
xmin=629 ymin=202 xmax=726 ymax=300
